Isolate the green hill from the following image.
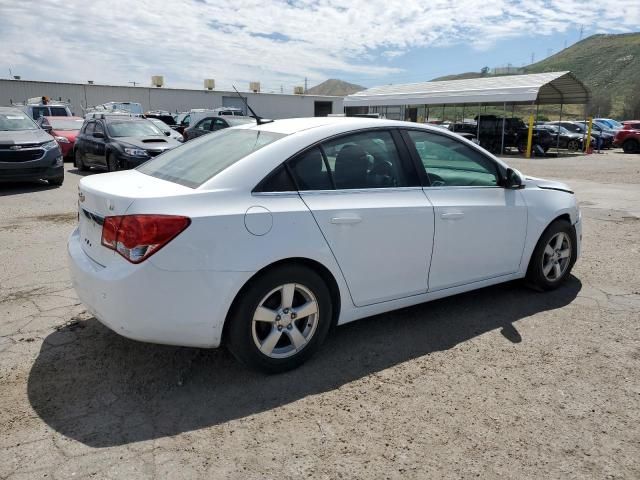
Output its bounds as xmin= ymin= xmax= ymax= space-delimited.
xmin=307 ymin=79 xmax=365 ymax=96
xmin=431 ymin=33 xmax=640 ymax=117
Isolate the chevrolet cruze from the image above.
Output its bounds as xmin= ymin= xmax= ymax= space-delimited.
xmin=68 ymin=117 xmax=581 ymax=373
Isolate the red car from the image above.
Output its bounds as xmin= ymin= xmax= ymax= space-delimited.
xmin=37 ymin=116 xmax=85 ymax=160
xmin=613 ymin=120 xmax=640 ymax=153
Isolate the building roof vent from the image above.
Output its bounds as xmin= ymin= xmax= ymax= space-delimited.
xmin=250 ymin=81 xmax=260 ymax=93
xmin=204 ymin=79 xmax=215 ymax=90
xmin=152 ymin=76 xmax=164 ymax=88
xmin=294 ymin=86 xmax=304 ymax=95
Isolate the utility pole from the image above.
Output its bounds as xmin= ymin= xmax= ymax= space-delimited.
xmin=128 ymin=81 xmax=138 ymax=87
xmin=304 ymin=77 xmax=308 ymax=93
xmin=280 ymin=85 xmax=283 ymax=94
xmin=579 ymin=25 xmax=584 ymax=41
xmin=531 ymin=52 xmax=535 ymax=64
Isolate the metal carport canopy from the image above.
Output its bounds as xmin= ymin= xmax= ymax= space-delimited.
xmin=343 ymin=71 xmax=590 ymax=107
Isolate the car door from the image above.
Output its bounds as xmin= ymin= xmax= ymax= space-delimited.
xmin=288 ymin=129 xmax=435 ymax=307
xmin=91 ymin=121 xmax=107 ymax=166
xmin=403 ymin=129 xmax=527 ymax=291
xmin=212 ymin=118 xmax=228 ymax=132
xmin=80 ymin=121 xmax=96 ymax=164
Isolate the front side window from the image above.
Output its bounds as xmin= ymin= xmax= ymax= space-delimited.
xmin=94 ymin=122 xmax=105 ymax=136
xmin=213 ymin=118 xmax=228 ymax=131
xmin=289 ymin=147 xmax=332 ymax=190
xmin=138 ymin=128 xmax=285 ymax=188
xmin=31 ymin=107 xmax=47 ymax=119
xmin=406 ymin=130 xmax=500 ymax=187
xmin=83 ymin=122 xmax=95 ymax=135
xmin=196 ymin=118 xmax=213 ymax=131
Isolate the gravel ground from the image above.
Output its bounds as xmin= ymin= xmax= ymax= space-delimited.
xmin=1 ymin=151 xmax=639 ymax=479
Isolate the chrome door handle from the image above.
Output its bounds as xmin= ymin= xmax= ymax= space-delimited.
xmin=440 ymin=212 xmax=464 ymax=220
xmin=330 ymin=215 xmax=362 ymax=225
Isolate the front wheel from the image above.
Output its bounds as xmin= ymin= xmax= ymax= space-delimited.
xmin=226 ymin=265 xmax=332 ymax=373
xmin=106 ymin=153 xmax=119 ymax=172
xmin=74 ymin=149 xmax=88 ymax=171
xmin=526 ymin=219 xmax=577 ymax=291
xmin=622 ymin=139 xmax=639 ymax=154
xmin=567 ymin=139 xmax=579 ymax=152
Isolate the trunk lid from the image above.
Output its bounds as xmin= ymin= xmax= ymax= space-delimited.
xmin=77 ymin=170 xmax=193 ymax=265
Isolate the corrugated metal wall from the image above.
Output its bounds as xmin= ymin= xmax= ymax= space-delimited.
xmin=0 ymin=80 xmax=344 ymax=119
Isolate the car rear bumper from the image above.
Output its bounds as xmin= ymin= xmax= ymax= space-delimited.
xmin=67 ymin=227 xmax=250 ymax=348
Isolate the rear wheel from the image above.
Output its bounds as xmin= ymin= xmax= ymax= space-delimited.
xmin=526 ymin=219 xmax=577 ymax=291
xmin=226 ymin=265 xmax=332 ymax=373
xmin=74 ymin=149 xmax=88 ymax=171
xmin=622 ymin=139 xmax=639 ymax=154
xmin=567 ymin=139 xmax=579 ymax=152
xmin=106 ymin=153 xmax=119 ymax=172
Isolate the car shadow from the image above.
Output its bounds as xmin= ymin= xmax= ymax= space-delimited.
xmin=66 ymin=167 xmax=96 ymax=177
xmin=0 ymin=180 xmax=59 ymax=196
xmin=27 ymin=277 xmax=581 ymax=448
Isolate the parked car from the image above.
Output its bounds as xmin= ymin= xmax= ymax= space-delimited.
xmin=183 ymin=116 xmax=255 ymax=141
xmin=538 ymin=124 xmax=587 ymax=151
xmin=145 ymin=111 xmax=176 ymax=126
xmin=594 ymin=118 xmax=623 ymax=130
xmin=68 ymin=117 xmax=581 ymax=373
xmin=17 ymin=98 xmax=73 ymax=120
xmin=36 ymin=116 xmax=84 ymax=160
xmin=147 ymin=118 xmax=184 ymax=142
xmin=451 ymin=115 xmax=553 ymax=154
xmin=86 ymin=102 xmax=144 ymax=116
xmin=613 ymin=120 xmax=640 ymax=153
xmin=73 ymin=117 xmax=182 ymax=171
xmin=0 ymin=107 xmax=63 ymax=185
xmin=547 ymin=121 xmax=608 ymax=149
xmin=575 ymin=121 xmax=615 ymax=148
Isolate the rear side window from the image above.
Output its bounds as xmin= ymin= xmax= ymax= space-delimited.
xmin=196 ymin=118 xmax=213 ymax=130
xmin=50 ymin=107 xmax=68 ymax=116
xmin=406 ymin=130 xmax=500 ymax=187
xmin=83 ymin=122 xmax=95 ymax=135
xmin=138 ymin=128 xmax=285 ymax=188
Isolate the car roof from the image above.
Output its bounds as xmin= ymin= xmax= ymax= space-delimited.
xmin=43 ymin=115 xmax=84 ymax=120
xmin=249 ymin=116 xmax=428 ymax=135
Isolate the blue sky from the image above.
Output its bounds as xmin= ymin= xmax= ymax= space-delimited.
xmin=1 ymin=1 xmax=638 ymax=92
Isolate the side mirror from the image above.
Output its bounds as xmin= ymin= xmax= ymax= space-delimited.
xmin=93 ymin=131 xmax=105 ymax=139
xmin=164 ymin=131 xmax=171 ymax=136
xmin=42 ymin=125 xmax=53 ymax=133
xmin=505 ymin=168 xmax=524 ymax=189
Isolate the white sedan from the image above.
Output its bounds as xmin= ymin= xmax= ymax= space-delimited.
xmin=68 ymin=117 xmax=581 ymax=373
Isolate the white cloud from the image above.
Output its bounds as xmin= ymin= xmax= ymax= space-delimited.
xmin=0 ymin=0 xmax=638 ymax=90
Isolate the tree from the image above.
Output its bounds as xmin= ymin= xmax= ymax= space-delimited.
xmin=480 ymin=66 xmax=490 ymax=76
xmin=622 ymin=93 xmax=640 ymax=119
xmin=587 ymin=92 xmax=612 ymax=117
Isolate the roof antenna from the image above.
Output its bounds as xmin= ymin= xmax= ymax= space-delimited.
xmin=232 ymin=85 xmax=272 ymax=125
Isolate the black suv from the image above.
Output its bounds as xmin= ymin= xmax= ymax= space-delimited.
xmin=74 ymin=116 xmax=182 ymax=171
xmin=0 ymin=107 xmax=64 ymax=185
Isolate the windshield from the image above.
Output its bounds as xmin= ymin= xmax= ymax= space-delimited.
xmin=138 ymin=128 xmax=285 ymax=188
xmin=108 ymin=121 xmax=164 ymax=137
xmin=0 ymin=112 xmax=38 ymax=131
xmin=48 ymin=118 xmax=84 ymax=130
xmin=149 ymin=118 xmax=171 ymax=133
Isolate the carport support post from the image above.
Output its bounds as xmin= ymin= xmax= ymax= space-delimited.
xmin=476 ymin=103 xmax=481 ymax=143
xmin=461 ymin=104 xmax=465 ymax=127
xmin=425 ymin=105 xmax=429 ymax=123
xmin=452 ymin=105 xmax=456 ymax=131
xmin=556 ymin=103 xmax=563 ymax=154
xmin=442 ymin=104 xmax=446 ymax=123
xmin=501 ymin=102 xmax=506 ymax=155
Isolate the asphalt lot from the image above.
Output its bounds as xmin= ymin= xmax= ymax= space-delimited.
xmin=1 ymin=151 xmax=639 ymax=479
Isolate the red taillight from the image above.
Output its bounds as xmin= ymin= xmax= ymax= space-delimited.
xmin=101 ymin=215 xmax=190 ymax=264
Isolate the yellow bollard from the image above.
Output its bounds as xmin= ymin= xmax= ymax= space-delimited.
xmin=526 ymin=114 xmax=534 ymax=158
xmin=585 ymin=117 xmax=593 ymax=153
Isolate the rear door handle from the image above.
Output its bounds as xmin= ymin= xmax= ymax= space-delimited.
xmin=440 ymin=212 xmax=465 ymax=220
xmin=330 ymin=215 xmax=362 ymax=225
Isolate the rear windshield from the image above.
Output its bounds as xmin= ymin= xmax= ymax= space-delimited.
xmin=108 ymin=121 xmax=163 ymax=137
xmin=48 ymin=118 xmax=84 ymax=130
xmin=138 ymin=128 xmax=285 ymax=188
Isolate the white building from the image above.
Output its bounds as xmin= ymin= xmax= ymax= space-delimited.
xmin=0 ymin=79 xmax=343 ymax=118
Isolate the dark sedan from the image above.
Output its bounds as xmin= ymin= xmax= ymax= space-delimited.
xmin=74 ymin=117 xmax=182 ymax=171
xmin=183 ymin=116 xmax=255 ymax=141
xmin=538 ymin=124 xmax=587 ymax=151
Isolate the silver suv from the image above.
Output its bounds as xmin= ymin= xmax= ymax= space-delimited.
xmin=0 ymin=107 xmax=64 ymax=186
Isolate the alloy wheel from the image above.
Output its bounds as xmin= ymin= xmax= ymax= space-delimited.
xmin=541 ymin=232 xmax=572 ymax=281
xmin=251 ymin=283 xmax=319 ymax=359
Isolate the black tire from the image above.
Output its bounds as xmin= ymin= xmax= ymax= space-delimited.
xmin=526 ymin=219 xmax=577 ymax=291
xmin=567 ymin=139 xmax=579 ymax=152
xmin=48 ymin=175 xmax=64 ymax=186
xmin=226 ymin=264 xmax=332 ymax=374
xmin=106 ymin=153 xmax=119 ymax=172
xmin=622 ymin=139 xmax=639 ymax=154
xmin=74 ymin=149 xmax=88 ymax=171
